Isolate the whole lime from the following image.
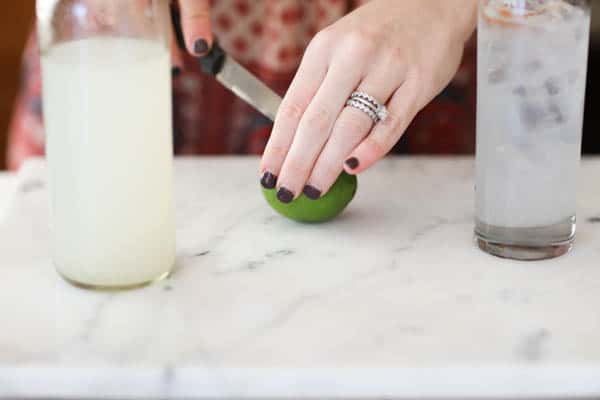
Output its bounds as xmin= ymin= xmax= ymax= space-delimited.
xmin=262 ymin=172 xmax=358 ymax=223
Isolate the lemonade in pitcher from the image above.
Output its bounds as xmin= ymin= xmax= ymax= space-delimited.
xmin=38 ymin=1 xmax=175 ymax=288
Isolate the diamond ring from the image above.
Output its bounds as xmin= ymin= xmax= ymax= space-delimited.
xmin=346 ymin=91 xmax=389 ymax=123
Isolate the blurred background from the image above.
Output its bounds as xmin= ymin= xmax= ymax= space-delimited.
xmin=0 ymin=1 xmax=598 ymax=170
xmin=0 ymin=0 xmax=35 ymax=170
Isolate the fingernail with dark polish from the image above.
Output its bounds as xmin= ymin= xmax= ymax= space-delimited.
xmin=303 ymin=185 xmax=321 ymax=200
xmin=345 ymin=157 xmax=360 ymax=170
xmin=194 ymin=39 xmax=209 ymax=55
xmin=260 ymin=172 xmax=277 ymax=189
xmin=171 ymin=67 xmax=182 ymax=77
xmin=277 ymin=187 xmax=294 ymax=204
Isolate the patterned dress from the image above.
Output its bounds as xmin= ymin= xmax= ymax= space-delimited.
xmin=7 ymin=0 xmax=476 ymax=171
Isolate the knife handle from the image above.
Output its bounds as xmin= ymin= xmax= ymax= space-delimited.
xmin=169 ymin=3 xmax=226 ymax=77
xmin=198 ymin=42 xmax=226 ymax=76
xmin=169 ymin=3 xmax=187 ymax=52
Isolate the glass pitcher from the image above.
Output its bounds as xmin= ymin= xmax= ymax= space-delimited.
xmin=37 ymin=0 xmax=175 ymax=289
xmin=475 ymin=0 xmax=590 ymax=260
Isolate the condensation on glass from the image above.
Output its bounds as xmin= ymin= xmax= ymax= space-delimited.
xmin=475 ymin=0 xmax=591 ymax=260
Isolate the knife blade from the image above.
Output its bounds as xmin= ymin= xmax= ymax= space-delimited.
xmin=170 ymin=5 xmax=282 ymax=121
xmin=200 ymin=43 xmax=282 ymax=122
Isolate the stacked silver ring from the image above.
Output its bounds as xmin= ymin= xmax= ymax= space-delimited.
xmin=345 ymin=91 xmax=389 ymax=124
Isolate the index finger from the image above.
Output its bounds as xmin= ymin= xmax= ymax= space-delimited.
xmin=178 ymin=0 xmax=212 ymax=55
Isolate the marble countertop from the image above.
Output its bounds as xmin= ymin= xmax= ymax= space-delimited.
xmin=1 ymin=157 xmax=600 ymax=399
xmin=0 ymin=173 xmax=16 ymax=222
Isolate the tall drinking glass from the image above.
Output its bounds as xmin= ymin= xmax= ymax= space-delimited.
xmin=37 ymin=0 xmax=175 ymax=288
xmin=475 ymin=0 xmax=590 ymax=260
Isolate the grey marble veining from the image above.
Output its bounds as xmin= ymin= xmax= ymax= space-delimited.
xmin=1 ymin=157 xmax=600 ymax=399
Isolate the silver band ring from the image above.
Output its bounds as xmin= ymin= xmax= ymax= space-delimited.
xmin=351 ymin=96 xmax=380 ymax=114
xmin=346 ymin=99 xmax=379 ymax=123
xmin=352 ymin=91 xmax=380 ymax=109
xmin=346 ymin=91 xmax=389 ymax=123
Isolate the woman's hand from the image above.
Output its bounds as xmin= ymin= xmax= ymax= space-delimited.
xmin=170 ymin=0 xmax=213 ymax=66
xmin=260 ymin=0 xmax=477 ymax=202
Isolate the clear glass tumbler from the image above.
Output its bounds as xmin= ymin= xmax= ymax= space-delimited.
xmin=475 ymin=0 xmax=591 ymax=260
xmin=37 ymin=0 xmax=175 ymax=289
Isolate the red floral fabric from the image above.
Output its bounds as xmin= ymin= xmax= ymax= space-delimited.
xmin=7 ymin=0 xmax=475 ymax=170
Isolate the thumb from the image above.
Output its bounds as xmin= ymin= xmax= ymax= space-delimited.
xmin=179 ymin=0 xmax=213 ymax=56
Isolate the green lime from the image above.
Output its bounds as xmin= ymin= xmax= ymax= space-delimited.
xmin=262 ymin=172 xmax=358 ymax=223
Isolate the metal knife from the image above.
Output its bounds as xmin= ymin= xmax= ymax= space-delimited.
xmin=171 ymin=6 xmax=281 ymax=121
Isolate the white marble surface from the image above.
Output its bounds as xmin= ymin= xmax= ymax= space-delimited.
xmin=0 ymin=173 xmax=16 ymax=222
xmin=1 ymin=157 xmax=600 ymax=399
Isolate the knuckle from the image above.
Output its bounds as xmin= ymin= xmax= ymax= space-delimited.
xmin=183 ymin=8 xmax=211 ymax=20
xmin=265 ymin=143 xmax=288 ymax=160
xmin=335 ymin=111 xmax=372 ymax=138
xmin=400 ymin=66 xmax=425 ymax=106
xmin=302 ymin=107 xmax=333 ymax=134
xmin=383 ymin=108 xmax=411 ymax=136
xmin=364 ymin=136 xmax=388 ymax=157
xmin=308 ymin=28 xmax=335 ymax=53
xmin=279 ymin=99 xmax=307 ymax=122
xmin=409 ymin=66 xmax=425 ymax=93
xmin=386 ymin=43 xmax=406 ymax=63
xmin=382 ymin=113 xmax=405 ymax=134
xmin=181 ymin=0 xmax=211 ymax=18
xmin=309 ymin=158 xmax=339 ymax=188
xmin=186 ymin=12 xmax=210 ymax=20
xmin=282 ymin=158 xmax=310 ymax=180
xmin=319 ymin=162 xmax=342 ymax=182
xmin=343 ymin=30 xmax=379 ymax=55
